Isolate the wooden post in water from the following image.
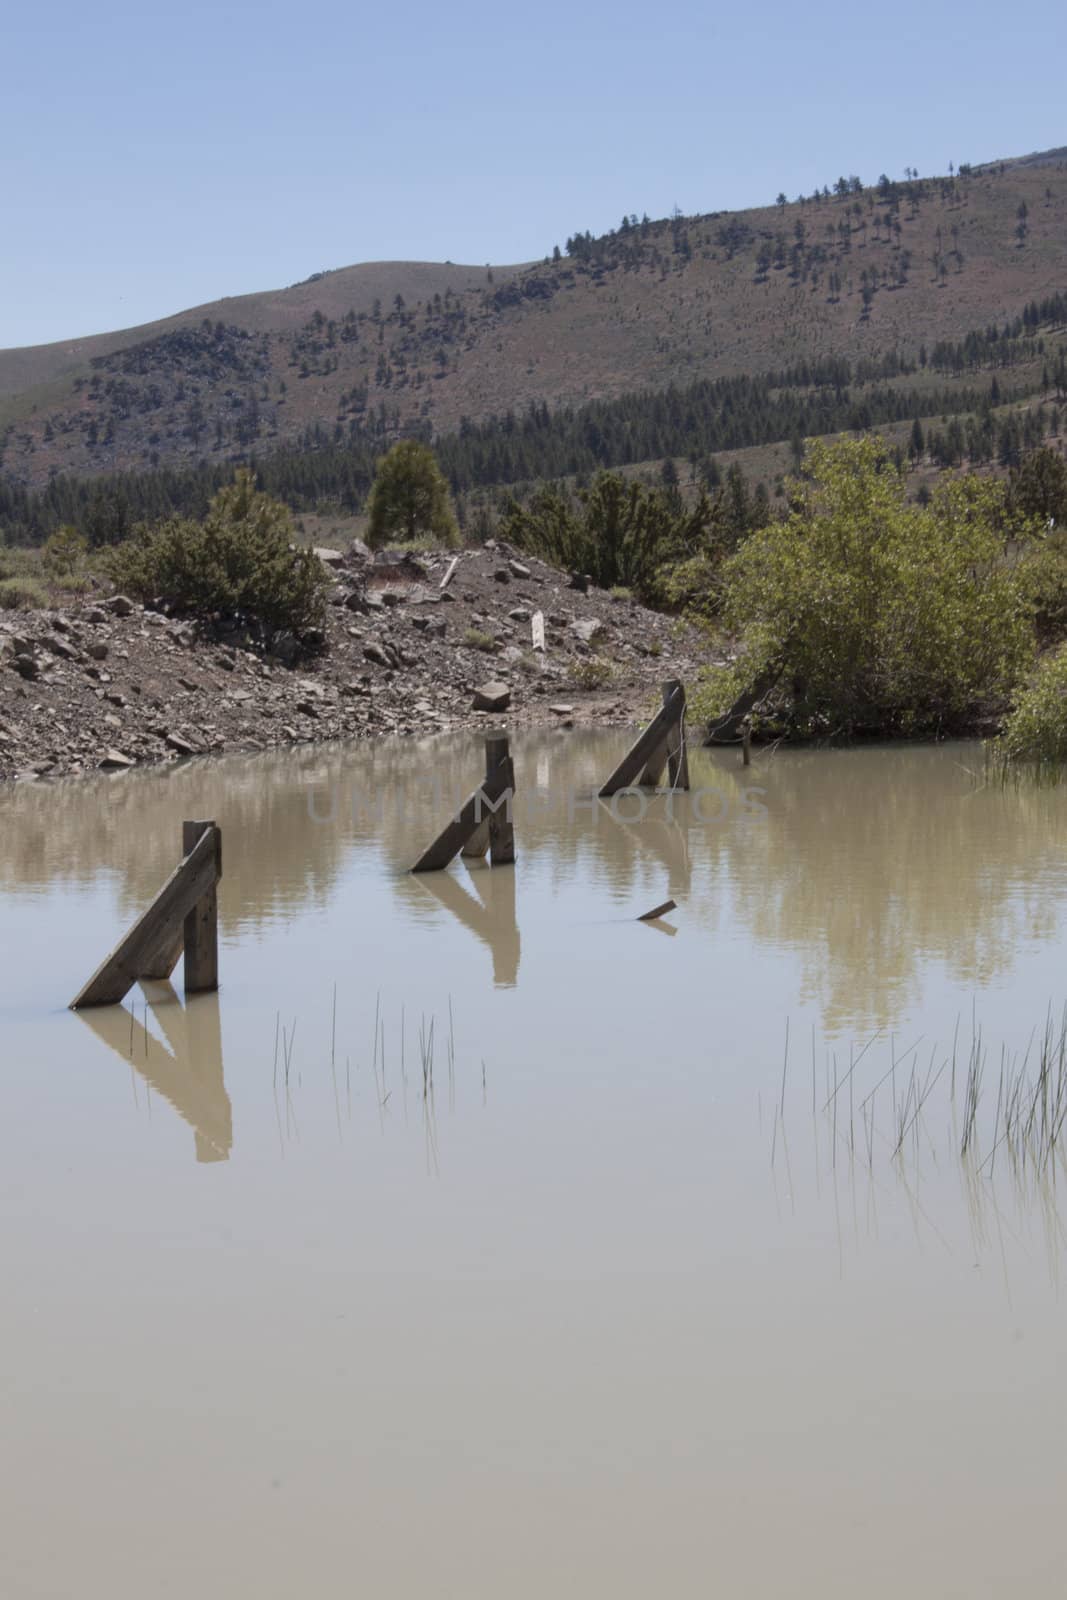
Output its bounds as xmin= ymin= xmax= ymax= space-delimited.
xmin=183 ymin=820 xmax=221 ymax=992
xmin=70 ymin=821 xmax=223 ymax=1009
xmin=412 ymin=734 xmax=516 ymax=872
xmin=741 ymin=718 xmax=752 ymax=767
xmin=599 ymin=680 xmax=689 ymax=796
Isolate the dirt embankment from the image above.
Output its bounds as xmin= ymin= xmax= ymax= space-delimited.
xmin=0 ymin=542 xmax=713 ymax=783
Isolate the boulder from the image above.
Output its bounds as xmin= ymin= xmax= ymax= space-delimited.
xmin=572 ymin=617 xmax=607 ymax=647
xmin=100 ymin=748 xmax=135 ymax=769
xmin=42 ymin=635 xmax=78 ymax=661
xmin=87 ymin=641 xmax=109 ymax=661
xmin=106 ymin=595 xmax=135 ymax=617
xmin=13 ymin=654 xmax=39 ymax=681
xmin=472 ymin=680 xmax=511 ymax=713
xmin=349 ymin=538 xmax=371 ymax=561
xmin=508 ymin=560 xmax=531 ymax=579
xmin=165 ymin=733 xmax=198 ymax=756
xmin=314 ymin=547 xmax=345 ymax=569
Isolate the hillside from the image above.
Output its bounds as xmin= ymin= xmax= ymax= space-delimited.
xmin=2 ymin=154 xmax=1066 ymax=493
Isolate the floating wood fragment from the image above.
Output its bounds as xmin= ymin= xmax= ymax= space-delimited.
xmin=638 ymin=899 xmax=677 ymax=922
xmin=70 ymin=821 xmax=222 ymax=1009
xmin=599 ymin=680 xmax=689 ymax=796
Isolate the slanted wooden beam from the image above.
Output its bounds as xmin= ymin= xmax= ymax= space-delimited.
xmin=412 ymin=734 xmax=516 ymax=872
xmin=70 ymin=822 xmax=222 ymax=1009
xmin=598 ymin=680 xmax=688 ymax=796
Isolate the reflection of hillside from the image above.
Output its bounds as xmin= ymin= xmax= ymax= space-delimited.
xmin=0 ymin=745 xmax=387 ymax=933
xmin=5 ymin=734 xmax=1067 ymax=1033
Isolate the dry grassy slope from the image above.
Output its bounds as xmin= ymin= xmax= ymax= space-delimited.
xmin=3 ymin=156 xmax=1067 ymax=489
xmin=0 ymin=261 xmax=526 ymax=399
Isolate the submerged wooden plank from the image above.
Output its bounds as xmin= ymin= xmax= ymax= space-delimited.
xmin=638 ymin=899 xmax=677 ymax=921
xmin=70 ymin=826 xmax=221 ymax=1009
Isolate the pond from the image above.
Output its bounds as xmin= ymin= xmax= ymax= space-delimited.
xmin=2 ymin=733 xmax=1066 ymax=1597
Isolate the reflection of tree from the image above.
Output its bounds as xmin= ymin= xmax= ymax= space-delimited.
xmin=699 ymin=744 xmax=1067 ymax=1031
xmin=75 ymin=985 xmax=232 ymax=1163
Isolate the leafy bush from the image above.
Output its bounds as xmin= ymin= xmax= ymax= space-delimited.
xmin=568 ymin=655 xmax=615 ymax=690
xmin=462 ymin=627 xmax=498 ymax=653
xmin=106 ymin=471 xmax=328 ymax=639
xmin=1018 ymin=531 xmax=1067 ymax=642
xmin=992 ymin=647 xmax=1067 ymax=766
xmin=693 ymin=437 xmax=1034 ymax=737
xmin=0 ymin=577 xmax=47 ymax=610
xmin=502 ymin=472 xmax=713 ymax=604
xmin=41 ymin=525 xmax=88 ymax=577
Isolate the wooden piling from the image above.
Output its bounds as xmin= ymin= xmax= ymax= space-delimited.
xmin=182 ymin=820 xmax=221 ymax=992
xmin=412 ymin=734 xmax=516 ymax=872
xmin=70 ymin=821 xmax=223 ymax=1009
xmin=598 ymin=680 xmax=689 ymax=796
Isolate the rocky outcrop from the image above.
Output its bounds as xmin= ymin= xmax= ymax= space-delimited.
xmin=0 ymin=540 xmax=713 ymax=783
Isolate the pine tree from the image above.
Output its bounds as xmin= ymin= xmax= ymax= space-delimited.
xmin=366 ymin=441 xmax=459 ymax=548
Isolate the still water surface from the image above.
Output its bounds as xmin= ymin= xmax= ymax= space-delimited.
xmin=1 ymin=734 xmax=1066 ymax=1597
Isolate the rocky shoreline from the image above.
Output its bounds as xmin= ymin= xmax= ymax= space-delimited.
xmin=0 ymin=541 xmax=713 ymax=783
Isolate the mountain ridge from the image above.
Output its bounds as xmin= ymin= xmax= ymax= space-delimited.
xmin=3 ymin=151 xmax=1066 ymax=491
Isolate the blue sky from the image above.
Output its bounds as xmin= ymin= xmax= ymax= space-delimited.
xmin=3 ymin=0 xmax=1065 ymax=349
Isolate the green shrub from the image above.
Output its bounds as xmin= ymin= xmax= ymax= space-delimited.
xmin=41 ymin=525 xmax=88 ymax=577
xmin=501 ymin=472 xmax=714 ymax=604
xmin=693 ymin=437 xmax=1034 ymax=738
xmin=568 ymin=655 xmax=615 ymax=690
xmin=992 ymin=646 xmax=1067 ymax=766
xmin=0 ymin=576 xmax=47 ymax=610
xmin=462 ymin=627 xmax=498 ymax=653
xmin=106 ymin=470 xmax=328 ymax=639
xmin=1019 ymin=533 xmax=1067 ymax=641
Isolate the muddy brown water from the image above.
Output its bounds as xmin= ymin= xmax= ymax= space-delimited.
xmin=2 ymin=734 xmax=1066 ymax=1598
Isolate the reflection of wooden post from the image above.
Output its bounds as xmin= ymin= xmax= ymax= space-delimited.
xmin=599 ymin=680 xmax=689 ymax=796
xmin=183 ymin=821 xmax=220 ymax=992
xmin=412 ymin=862 xmax=521 ymax=987
xmin=412 ymin=735 xmax=515 ymax=872
xmin=741 ymin=718 xmax=751 ymax=767
xmin=75 ymin=984 xmax=232 ymax=1162
xmin=70 ymin=822 xmax=223 ymax=1008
